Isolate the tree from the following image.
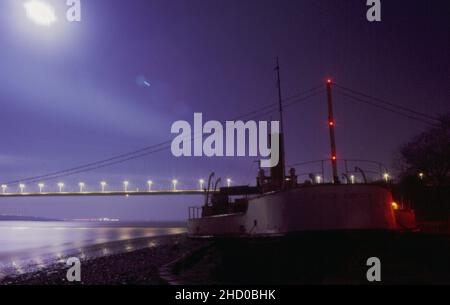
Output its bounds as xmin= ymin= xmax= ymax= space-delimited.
xmin=397 ymin=114 xmax=450 ymax=186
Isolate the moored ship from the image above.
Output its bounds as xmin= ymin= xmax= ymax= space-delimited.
xmin=187 ymin=167 xmax=417 ymax=237
xmin=187 ymin=69 xmax=416 ymax=237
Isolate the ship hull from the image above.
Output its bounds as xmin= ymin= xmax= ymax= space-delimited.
xmin=187 ymin=184 xmax=398 ymax=237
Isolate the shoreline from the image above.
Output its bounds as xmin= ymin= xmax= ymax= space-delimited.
xmin=2 ymin=231 xmax=450 ymax=285
xmin=0 ymin=233 xmax=204 ymax=285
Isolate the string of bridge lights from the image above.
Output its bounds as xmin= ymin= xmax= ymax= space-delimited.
xmin=0 ymin=172 xmax=395 ymax=195
xmin=0 ymin=178 xmax=233 ymax=195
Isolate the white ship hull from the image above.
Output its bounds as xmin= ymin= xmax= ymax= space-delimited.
xmin=187 ymin=184 xmax=398 ymax=237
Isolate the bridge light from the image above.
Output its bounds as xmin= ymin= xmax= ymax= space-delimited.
xmin=123 ymin=181 xmax=129 ymax=192
xmin=38 ymin=183 xmax=45 ymax=193
xmin=383 ymin=172 xmax=390 ymax=182
xmin=350 ymin=175 xmax=355 ymax=184
xmin=315 ymin=175 xmax=322 ymax=184
xmin=147 ymin=180 xmax=153 ymax=191
xmin=100 ymin=181 xmax=107 ymax=192
xmin=1 ymin=184 xmax=7 ymax=194
xmin=19 ymin=184 xmax=26 ymax=193
xmin=57 ymin=182 xmax=64 ymax=193
xmin=172 ymin=179 xmax=178 ymax=191
xmin=199 ymin=179 xmax=205 ymax=190
xmin=78 ymin=182 xmax=85 ymax=193
xmin=226 ymin=178 xmax=232 ymax=188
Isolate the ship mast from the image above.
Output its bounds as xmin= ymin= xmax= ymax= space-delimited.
xmin=272 ymin=57 xmax=286 ymax=187
xmin=326 ymin=79 xmax=339 ymax=183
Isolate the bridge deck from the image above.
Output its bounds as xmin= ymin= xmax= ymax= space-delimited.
xmin=0 ymin=190 xmax=208 ymax=198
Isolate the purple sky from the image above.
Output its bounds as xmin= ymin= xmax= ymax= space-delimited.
xmin=0 ymin=0 xmax=448 ymax=220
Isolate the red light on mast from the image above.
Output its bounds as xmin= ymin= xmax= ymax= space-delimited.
xmin=331 ymin=155 xmax=337 ymax=161
xmin=327 ymin=79 xmax=332 ymax=84
xmin=329 ymin=121 xmax=334 ymax=126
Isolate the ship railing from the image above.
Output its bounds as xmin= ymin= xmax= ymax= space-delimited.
xmin=188 ymin=206 xmax=203 ymax=220
xmin=288 ymin=158 xmax=389 ymax=184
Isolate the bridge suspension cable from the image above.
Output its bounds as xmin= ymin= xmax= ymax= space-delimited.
xmin=1 ymin=84 xmax=325 ymax=186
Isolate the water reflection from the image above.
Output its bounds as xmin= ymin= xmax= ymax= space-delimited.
xmin=0 ymin=221 xmax=186 ymax=278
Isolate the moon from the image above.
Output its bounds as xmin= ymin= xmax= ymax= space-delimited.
xmin=23 ymin=0 xmax=57 ymax=27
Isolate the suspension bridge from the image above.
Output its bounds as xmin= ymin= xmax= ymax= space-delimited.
xmin=0 ymin=80 xmax=439 ymax=200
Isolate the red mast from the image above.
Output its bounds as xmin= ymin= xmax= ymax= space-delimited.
xmin=326 ymin=79 xmax=339 ymax=183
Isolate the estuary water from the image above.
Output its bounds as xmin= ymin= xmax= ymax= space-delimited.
xmin=0 ymin=221 xmax=186 ymax=279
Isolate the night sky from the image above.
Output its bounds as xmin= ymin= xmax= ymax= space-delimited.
xmin=0 ymin=0 xmax=448 ymax=220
